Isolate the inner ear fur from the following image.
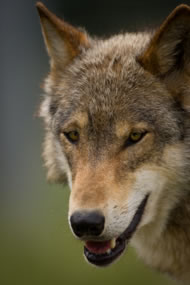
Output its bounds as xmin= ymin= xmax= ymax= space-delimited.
xmin=36 ymin=2 xmax=90 ymax=70
xmin=138 ymin=4 xmax=190 ymax=77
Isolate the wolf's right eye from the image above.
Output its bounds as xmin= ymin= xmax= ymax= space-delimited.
xmin=61 ymin=131 xmax=79 ymax=144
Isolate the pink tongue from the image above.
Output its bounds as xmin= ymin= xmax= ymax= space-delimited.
xmin=85 ymin=240 xmax=111 ymax=254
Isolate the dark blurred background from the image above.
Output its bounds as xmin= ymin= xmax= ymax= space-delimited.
xmin=1 ymin=0 xmax=187 ymax=284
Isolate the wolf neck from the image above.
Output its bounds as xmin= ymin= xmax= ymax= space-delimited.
xmin=131 ymin=190 xmax=190 ymax=282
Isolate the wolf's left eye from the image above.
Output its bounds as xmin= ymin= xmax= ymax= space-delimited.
xmin=62 ymin=131 xmax=79 ymax=144
xmin=130 ymin=132 xmax=143 ymax=142
xmin=125 ymin=131 xmax=147 ymax=147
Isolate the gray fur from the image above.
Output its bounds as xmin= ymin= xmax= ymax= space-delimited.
xmin=37 ymin=3 xmax=190 ymax=282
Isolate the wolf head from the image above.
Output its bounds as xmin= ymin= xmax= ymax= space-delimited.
xmin=37 ymin=3 xmax=190 ymax=266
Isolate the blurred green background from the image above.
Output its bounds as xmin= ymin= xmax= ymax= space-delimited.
xmin=1 ymin=0 xmax=187 ymax=284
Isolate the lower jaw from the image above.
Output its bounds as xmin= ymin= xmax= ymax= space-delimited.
xmin=83 ymin=194 xmax=149 ymax=267
xmin=84 ymin=237 xmax=126 ymax=266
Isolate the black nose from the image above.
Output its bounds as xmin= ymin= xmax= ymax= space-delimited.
xmin=70 ymin=210 xmax=105 ymax=238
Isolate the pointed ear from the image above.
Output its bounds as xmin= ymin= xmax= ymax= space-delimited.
xmin=36 ymin=2 xmax=90 ymax=69
xmin=138 ymin=4 xmax=190 ymax=77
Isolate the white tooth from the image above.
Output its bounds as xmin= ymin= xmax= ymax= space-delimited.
xmin=110 ymin=238 xmax=116 ymax=249
xmin=107 ymin=249 xmax=111 ymax=254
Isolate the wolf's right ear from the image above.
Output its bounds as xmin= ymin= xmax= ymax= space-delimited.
xmin=36 ymin=2 xmax=90 ymax=70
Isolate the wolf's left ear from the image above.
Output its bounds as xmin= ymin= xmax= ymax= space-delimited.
xmin=138 ymin=4 xmax=190 ymax=81
xmin=36 ymin=2 xmax=90 ymax=70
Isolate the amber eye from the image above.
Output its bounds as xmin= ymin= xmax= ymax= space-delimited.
xmin=130 ymin=132 xmax=143 ymax=142
xmin=124 ymin=131 xmax=147 ymax=148
xmin=63 ymin=131 xmax=79 ymax=144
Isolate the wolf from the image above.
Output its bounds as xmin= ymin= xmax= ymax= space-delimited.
xmin=36 ymin=2 xmax=190 ymax=282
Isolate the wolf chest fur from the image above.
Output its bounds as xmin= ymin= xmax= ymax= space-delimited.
xmin=37 ymin=3 xmax=190 ymax=282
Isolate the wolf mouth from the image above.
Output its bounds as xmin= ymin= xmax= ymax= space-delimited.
xmin=84 ymin=194 xmax=149 ymax=266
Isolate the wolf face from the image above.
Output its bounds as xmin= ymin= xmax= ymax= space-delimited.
xmin=37 ymin=2 xmax=190 ymax=278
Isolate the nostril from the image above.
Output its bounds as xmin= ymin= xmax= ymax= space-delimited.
xmin=70 ymin=210 xmax=105 ymax=238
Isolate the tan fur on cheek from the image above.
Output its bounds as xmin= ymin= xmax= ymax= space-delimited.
xmin=162 ymin=143 xmax=186 ymax=173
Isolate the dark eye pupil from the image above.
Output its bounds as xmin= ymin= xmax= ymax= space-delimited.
xmin=71 ymin=131 xmax=78 ymax=137
xmin=124 ymin=131 xmax=147 ymax=148
xmin=64 ymin=131 xmax=79 ymax=143
xmin=131 ymin=132 xmax=141 ymax=141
